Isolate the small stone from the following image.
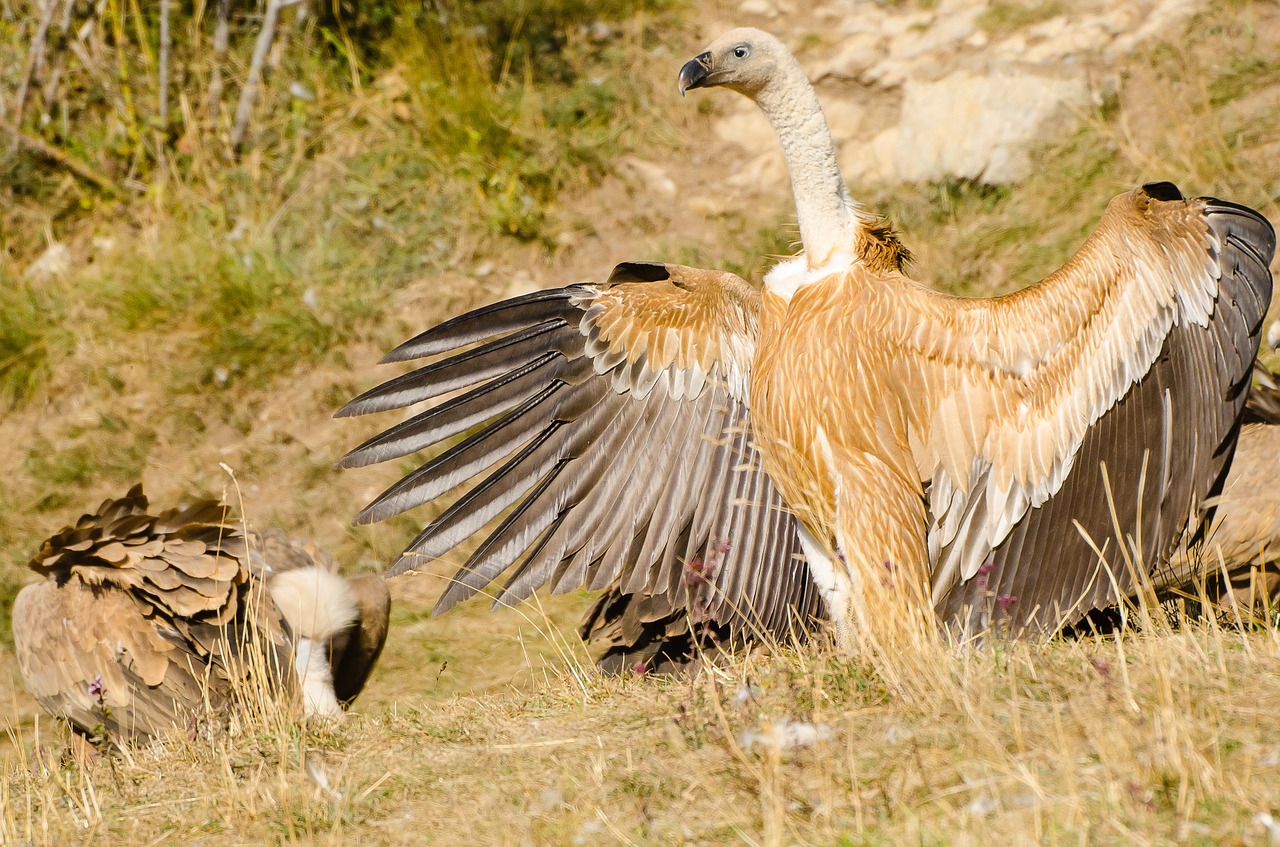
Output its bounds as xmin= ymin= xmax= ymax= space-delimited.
xmin=713 ymin=106 xmax=777 ymax=153
xmin=289 ymin=81 xmax=316 ymax=102
xmin=880 ymin=10 xmax=933 ymax=39
xmin=617 ymin=156 xmax=677 ymax=198
xmin=966 ymin=795 xmax=998 ymax=816
xmin=815 ymin=32 xmax=882 ymax=81
xmin=1255 ymin=812 xmax=1280 ymax=845
xmin=725 ymin=150 xmax=787 ymax=194
xmin=537 ymin=787 xmax=565 ymax=813
xmin=739 ymin=718 xmax=832 ymax=752
xmin=738 ymin=0 xmax=777 ymax=17
xmin=884 ymin=725 xmax=911 ymax=744
xmin=23 ymin=242 xmax=72 ymax=280
xmin=839 ymin=126 xmax=897 ymax=186
xmin=584 ymin=20 xmax=613 ymax=42
xmin=504 ymin=270 xmax=538 ymax=299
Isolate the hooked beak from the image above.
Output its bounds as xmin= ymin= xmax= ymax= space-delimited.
xmin=678 ymin=52 xmax=714 ymax=95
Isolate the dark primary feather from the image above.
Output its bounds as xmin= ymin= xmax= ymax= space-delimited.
xmin=340 ymin=268 xmax=822 ymax=646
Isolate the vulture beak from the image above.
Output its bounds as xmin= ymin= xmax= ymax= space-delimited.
xmin=678 ymin=52 xmax=714 ymax=95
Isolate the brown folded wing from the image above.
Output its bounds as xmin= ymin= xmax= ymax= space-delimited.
xmin=12 ymin=486 xmax=294 ymax=741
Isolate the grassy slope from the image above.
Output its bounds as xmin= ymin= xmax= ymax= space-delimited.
xmin=1 ymin=1 xmax=1280 ymax=844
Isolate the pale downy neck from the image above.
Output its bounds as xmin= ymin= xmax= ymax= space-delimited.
xmin=752 ymin=54 xmax=857 ymax=270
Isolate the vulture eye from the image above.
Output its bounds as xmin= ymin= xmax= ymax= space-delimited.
xmin=733 ymin=45 xmax=750 ymax=59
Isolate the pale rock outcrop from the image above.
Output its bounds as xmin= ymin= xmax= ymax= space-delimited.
xmin=892 ymin=67 xmax=1090 ymax=184
xmin=717 ymin=0 xmax=1211 ymax=188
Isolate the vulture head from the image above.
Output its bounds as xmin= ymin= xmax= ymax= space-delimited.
xmin=678 ymin=27 xmax=787 ymax=99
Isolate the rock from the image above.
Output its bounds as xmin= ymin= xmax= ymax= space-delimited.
xmin=617 ymin=156 xmax=677 ymax=198
xmin=879 ymin=10 xmax=933 ymax=39
xmin=739 ymin=718 xmax=832 ymax=752
xmin=839 ymin=3 xmax=889 ymax=37
xmin=23 ymin=242 xmax=72 ymax=280
xmin=839 ymin=127 xmax=898 ymax=186
xmin=862 ymin=57 xmax=916 ymax=88
xmin=1254 ymin=812 xmax=1280 ymax=846
xmin=892 ymin=67 xmax=1090 ymax=184
xmin=1111 ymin=0 xmax=1201 ymax=54
xmin=1023 ymin=24 xmax=1112 ymax=63
xmin=288 ymin=81 xmax=316 ymax=102
xmin=822 ymin=99 xmax=865 ymax=146
xmin=887 ymin=5 xmax=981 ymax=61
xmin=713 ymin=106 xmax=777 ymax=154
xmin=583 ymin=20 xmax=614 ymax=42
xmin=726 ymin=150 xmax=788 ymax=194
xmin=738 ymin=0 xmax=777 ymax=18
xmin=686 ymin=196 xmax=731 ymax=217
xmin=816 ymin=32 xmax=883 ymax=81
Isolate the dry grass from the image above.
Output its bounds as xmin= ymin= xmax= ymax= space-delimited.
xmin=5 ymin=620 xmax=1280 ymax=845
xmin=1 ymin=1 xmax=1280 ymax=844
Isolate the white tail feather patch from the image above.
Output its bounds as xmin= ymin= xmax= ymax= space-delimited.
xmin=269 ymin=566 xmax=358 ymax=642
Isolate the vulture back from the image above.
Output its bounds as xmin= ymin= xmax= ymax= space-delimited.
xmin=11 ymin=486 xmax=387 ymax=743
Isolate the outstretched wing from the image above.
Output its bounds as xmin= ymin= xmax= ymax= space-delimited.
xmin=339 ymin=262 xmax=817 ymax=639
xmin=895 ymin=184 xmax=1274 ymax=636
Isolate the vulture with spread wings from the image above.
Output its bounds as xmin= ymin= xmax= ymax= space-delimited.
xmin=340 ymin=27 xmax=1273 ymax=652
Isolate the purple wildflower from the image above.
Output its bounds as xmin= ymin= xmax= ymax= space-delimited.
xmin=996 ymin=594 xmax=1018 ymax=613
xmin=684 ymin=555 xmax=717 ymax=587
xmin=715 ymin=539 xmax=731 ymax=556
xmin=631 ymin=661 xmax=649 ymax=676
xmin=975 ymin=560 xmax=995 ymax=591
xmin=87 ymin=674 xmax=105 ymax=698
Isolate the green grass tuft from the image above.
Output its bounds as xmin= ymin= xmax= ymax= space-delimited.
xmin=0 ymin=277 xmax=72 ymax=405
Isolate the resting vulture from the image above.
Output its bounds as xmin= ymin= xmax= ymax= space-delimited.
xmin=339 ymin=27 xmax=1273 ymax=653
xmin=11 ymin=486 xmax=390 ymax=743
xmin=1161 ymin=363 xmax=1280 ymax=617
